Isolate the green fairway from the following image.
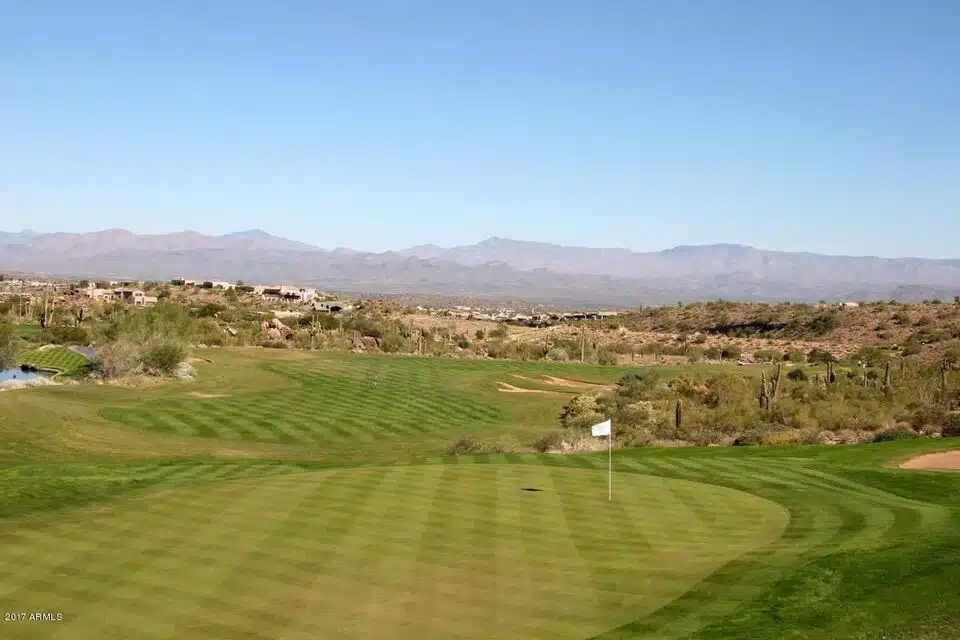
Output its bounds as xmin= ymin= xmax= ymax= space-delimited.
xmin=96 ymin=352 xmax=646 ymax=459
xmin=0 ymin=465 xmax=786 ymax=639
xmin=19 ymin=347 xmax=91 ymax=376
xmin=1 ymin=348 xmax=959 ymax=638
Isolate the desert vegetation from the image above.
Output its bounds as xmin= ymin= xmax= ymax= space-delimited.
xmin=549 ymin=357 xmax=960 ymax=450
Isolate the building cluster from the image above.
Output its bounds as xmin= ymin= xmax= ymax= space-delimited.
xmin=415 ymin=304 xmax=620 ymax=324
xmin=75 ymin=282 xmax=158 ymax=306
xmin=170 ymin=278 xmax=355 ymax=313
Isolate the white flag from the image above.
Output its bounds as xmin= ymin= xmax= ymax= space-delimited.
xmin=591 ymin=419 xmax=611 ymax=437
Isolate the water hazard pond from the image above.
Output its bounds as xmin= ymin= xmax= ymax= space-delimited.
xmin=0 ymin=369 xmax=47 ymax=382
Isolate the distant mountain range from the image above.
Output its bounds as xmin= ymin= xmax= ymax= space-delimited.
xmin=2 ymin=229 xmax=959 ymax=305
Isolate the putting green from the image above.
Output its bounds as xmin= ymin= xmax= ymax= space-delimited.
xmin=0 ymin=465 xmax=787 ymax=639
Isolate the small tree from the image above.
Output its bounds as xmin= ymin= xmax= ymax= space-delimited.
xmin=807 ymin=348 xmax=837 ymax=364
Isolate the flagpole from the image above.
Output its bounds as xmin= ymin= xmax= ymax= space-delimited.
xmin=608 ymin=425 xmax=612 ymax=501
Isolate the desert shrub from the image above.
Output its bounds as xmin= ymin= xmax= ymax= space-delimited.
xmin=41 ymin=324 xmax=89 ymax=345
xmin=545 ymin=347 xmax=569 ymax=362
xmin=873 ymin=426 xmax=919 ymax=442
xmin=532 ymin=431 xmax=564 ymax=453
xmin=942 ymin=413 xmax=960 ymax=438
xmin=489 ymin=324 xmax=509 ymax=339
xmin=140 ymin=341 xmax=186 ymax=376
xmin=192 ymin=303 xmax=224 ymax=318
xmin=447 ymin=436 xmax=483 ymax=455
xmin=943 ymin=347 xmax=960 ymax=366
xmin=560 ymin=392 xmax=607 ymax=431
xmin=704 ymin=346 xmax=721 ymax=360
xmin=0 ymin=324 xmax=21 ymax=369
xmin=901 ymin=339 xmax=923 ymax=356
xmin=806 ymin=313 xmax=840 ymax=336
xmin=446 ymin=435 xmax=502 ymax=455
xmin=787 ymin=367 xmax=808 ymax=381
xmin=196 ymin=318 xmax=225 ymax=346
xmin=474 ymin=329 xmax=486 ymax=340
xmin=613 ymin=341 xmax=635 ymax=355
xmin=907 ymin=404 xmax=948 ymax=430
xmin=262 ymin=340 xmax=287 ymax=349
xmin=721 ymin=345 xmax=743 ymax=361
xmin=892 ymin=311 xmax=911 ymax=325
xmin=784 ymin=349 xmax=806 ymax=363
xmin=92 ymin=340 xmax=140 ymax=378
xmin=762 ymin=428 xmax=821 ymax=446
xmin=733 ymin=428 xmax=765 ymax=446
xmin=484 ymin=341 xmax=511 ymax=359
xmin=686 ymin=346 xmax=704 ymax=363
xmin=597 ymin=349 xmax=618 ymax=366
xmin=755 ymin=349 xmax=782 ymax=363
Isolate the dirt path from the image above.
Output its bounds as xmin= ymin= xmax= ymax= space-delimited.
xmin=900 ymin=450 xmax=960 ymax=470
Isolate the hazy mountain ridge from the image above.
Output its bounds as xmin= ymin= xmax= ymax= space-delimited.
xmin=2 ymin=229 xmax=959 ymax=304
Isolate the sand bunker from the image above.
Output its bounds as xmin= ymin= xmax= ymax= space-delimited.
xmin=186 ymin=391 xmax=228 ymax=399
xmin=901 ymin=450 xmax=960 ymax=470
xmin=511 ymin=374 xmax=612 ymax=390
xmin=497 ymin=382 xmax=552 ymax=394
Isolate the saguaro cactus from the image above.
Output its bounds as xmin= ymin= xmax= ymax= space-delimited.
xmin=675 ymin=398 xmax=683 ymax=431
xmin=771 ymin=363 xmax=783 ymax=404
xmin=759 ymin=371 xmax=769 ymax=410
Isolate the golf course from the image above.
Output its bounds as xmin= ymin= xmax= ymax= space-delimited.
xmin=2 ymin=349 xmax=959 ymax=639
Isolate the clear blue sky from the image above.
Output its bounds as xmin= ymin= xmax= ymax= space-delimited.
xmin=1 ymin=1 xmax=957 ymax=257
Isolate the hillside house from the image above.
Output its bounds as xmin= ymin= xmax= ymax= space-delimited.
xmin=75 ymin=284 xmax=112 ymax=300
xmin=313 ymin=300 xmax=353 ymax=313
xmin=113 ymin=289 xmax=158 ymax=306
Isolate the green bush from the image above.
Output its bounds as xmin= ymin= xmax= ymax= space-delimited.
xmin=942 ymin=413 xmax=960 ymax=438
xmin=807 ymin=348 xmax=837 ymax=364
xmin=787 ymin=368 xmax=808 ymax=381
xmin=41 ymin=324 xmax=90 ymax=346
xmin=0 ymin=324 xmax=21 ymax=369
xmin=872 ymin=426 xmax=919 ymax=442
xmin=140 ymin=341 xmax=186 ymax=376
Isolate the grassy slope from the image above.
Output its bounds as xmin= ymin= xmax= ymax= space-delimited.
xmin=1 ymin=348 xmax=959 ymax=638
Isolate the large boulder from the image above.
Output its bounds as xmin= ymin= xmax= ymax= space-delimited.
xmin=261 ymin=319 xmax=293 ymax=340
xmin=358 ymin=336 xmax=380 ymax=351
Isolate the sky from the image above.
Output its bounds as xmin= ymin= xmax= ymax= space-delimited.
xmin=1 ymin=1 xmax=958 ymax=258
